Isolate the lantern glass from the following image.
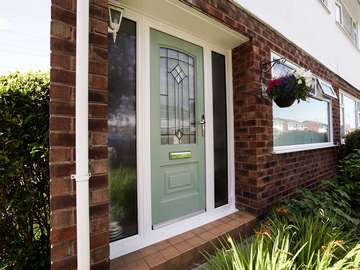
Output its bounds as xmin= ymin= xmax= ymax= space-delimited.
xmin=110 ymin=8 xmax=121 ymax=26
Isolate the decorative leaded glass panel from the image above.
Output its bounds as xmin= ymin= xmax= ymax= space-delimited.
xmin=160 ymin=48 xmax=196 ymax=144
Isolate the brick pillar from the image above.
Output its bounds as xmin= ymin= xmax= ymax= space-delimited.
xmin=50 ymin=0 xmax=109 ymax=269
xmin=232 ymin=41 xmax=270 ymax=214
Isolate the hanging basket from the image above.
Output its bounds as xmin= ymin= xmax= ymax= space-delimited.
xmin=273 ymin=96 xmax=296 ymax=108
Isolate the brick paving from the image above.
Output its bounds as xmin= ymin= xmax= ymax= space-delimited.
xmin=110 ymin=211 xmax=257 ymax=270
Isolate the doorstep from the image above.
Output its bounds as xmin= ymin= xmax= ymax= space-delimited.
xmin=110 ymin=211 xmax=258 ymax=270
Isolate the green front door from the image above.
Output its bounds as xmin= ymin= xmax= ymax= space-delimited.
xmin=150 ymin=29 xmax=206 ymax=226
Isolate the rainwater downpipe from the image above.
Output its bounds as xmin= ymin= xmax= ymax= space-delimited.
xmin=72 ymin=0 xmax=90 ymax=269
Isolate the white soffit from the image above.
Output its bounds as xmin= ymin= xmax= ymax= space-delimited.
xmin=117 ymin=0 xmax=248 ymax=49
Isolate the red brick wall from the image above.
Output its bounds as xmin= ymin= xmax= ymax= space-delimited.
xmin=50 ymin=0 xmax=109 ymax=269
xmin=50 ymin=0 xmax=360 ymax=268
xmin=181 ymin=0 xmax=360 ymax=213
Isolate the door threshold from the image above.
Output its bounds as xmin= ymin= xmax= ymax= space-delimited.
xmin=110 ymin=206 xmax=238 ymax=258
xmin=110 ymin=210 xmax=258 ymax=270
xmin=152 ymin=209 xmax=205 ymax=230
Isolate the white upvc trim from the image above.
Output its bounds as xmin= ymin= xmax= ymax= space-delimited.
xmin=226 ymin=50 xmax=236 ymax=207
xmin=335 ymin=0 xmax=359 ymax=49
xmin=339 ymin=90 xmax=360 ymax=140
xmin=74 ymin=0 xmax=90 ymax=269
xmin=340 ymin=89 xmax=360 ymax=102
xmin=204 ymin=46 xmax=215 ymax=211
xmin=273 ymin=142 xmax=336 ymax=154
xmin=109 ymin=5 xmax=237 ymax=259
xmin=316 ymin=77 xmax=337 ymax=99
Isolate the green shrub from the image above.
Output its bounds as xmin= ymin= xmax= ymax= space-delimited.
xmin=343 ymin=129 xmax=360 ymax=156
xmin=0 ymin=72 xmax=49 ymax=269
xmin=205 ymin=230 xmax=359 ymax=270
xmin=337 ymin=149 xmax=360 ymax=219
xmin=205 ymin=214 xmax=359 ymax=270
xmin=284 ymin=179 xmax=360 ymax=237
xmin=205 ymin=138 xmax=360 ymax=270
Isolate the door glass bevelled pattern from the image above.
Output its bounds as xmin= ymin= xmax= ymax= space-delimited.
xmin=160 ymin=48 xmax=196 ymax=145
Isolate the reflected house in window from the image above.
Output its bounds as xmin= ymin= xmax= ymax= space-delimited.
xmin=303 ymin=121 xmax=328 ymax=133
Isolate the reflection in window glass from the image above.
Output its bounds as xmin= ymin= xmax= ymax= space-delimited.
xmin=273 ymin=99 xmax=330 ymax=146
xmin=272 ymin=59 xmax=330 ymax=147
xmin=108 ymin=18 xmax=138 ymax=242
xmin=212 ymin=52 xmax=228 ymax=208
xmin=272 ymin=61 xmax=294 ymax=79
xmin=341 ymin=94 xmax=357 ymax=136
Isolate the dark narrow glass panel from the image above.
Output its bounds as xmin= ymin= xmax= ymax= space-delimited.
xmin=108 ymin=18 xmax=137 ymax=242
xmin=212 ymin=52 xmax=228 ymax=208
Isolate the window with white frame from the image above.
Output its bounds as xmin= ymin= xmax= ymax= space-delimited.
xmin=271 ymin=54 xmax=334 ymax=150
xmin=317 ymin=78 xmax=337 ymax=99
xmin=339 ymin=92 xmax=360 ymax=137
xmin=335 ymin=1 xmax=359 ymax=46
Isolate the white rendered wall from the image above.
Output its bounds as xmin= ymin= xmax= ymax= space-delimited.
xmin=234 ymin=0 xmax=360 ymax=90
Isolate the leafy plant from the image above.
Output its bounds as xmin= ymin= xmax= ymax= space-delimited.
xmin=204 ymin=233 xmax=301 ymax=270
xmin=342 ymin=129 xmax=360 ymax=157
xmin=266 ymin=70 xmax=314 ymax=104
xmin=0 ymin=72 xmax=50 ymax=269
xmin=204 ymin=228 xmax=359 ymax=270
xmin=109 ymin=166 xmax=137 ymax=223
xmin=205 ymin=134 xmax=360 ymax=270
xmin=204 ymin=214 xmax=359 ymax=270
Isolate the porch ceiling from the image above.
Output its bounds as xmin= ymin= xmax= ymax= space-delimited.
xmin=114 ymin=0 xmax=248 ymax=49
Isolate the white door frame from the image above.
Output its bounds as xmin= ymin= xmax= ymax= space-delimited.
xmin=109 ymin=4 xmax=236 ymax=259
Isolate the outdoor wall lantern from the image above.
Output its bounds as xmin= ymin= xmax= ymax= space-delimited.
xmin=108 ymin=6 xmax=124 ymax=43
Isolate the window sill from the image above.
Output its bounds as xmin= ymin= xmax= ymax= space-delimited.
xmin=336 ymin=22 xmax=360 ymax=51
xmin=273 ymin=142 xmax=337 ymax=154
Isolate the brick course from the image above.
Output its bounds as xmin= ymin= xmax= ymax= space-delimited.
xmin=50 ymin=0 xmax=109 ymax=269
xmin=181 ymin=0 xmax=359 ymax=213
xmin=50 ymin=0 xmax=360 ymax=268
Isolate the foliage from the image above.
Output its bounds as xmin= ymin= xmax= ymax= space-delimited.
xmin=205 ymin=141 xmax=360 ymax=270
xmin=206 ymin=234 xmax=301 ymax=270
xmin=109 ymin=166 xmax=137 ymax=223
xmin=205 ymin=227 xmax=360 ymax=270
xmin=337 ymin=149 xmax=360 ymax=218
xmin=342 ymin=129 xmax=360 ymax=157
xmin=0 ymin=72 xmax=50 ymax=269
xmin=285 ymin=180 xmax=360 ymax=239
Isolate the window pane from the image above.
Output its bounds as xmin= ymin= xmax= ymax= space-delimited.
xmin=108 ymin=18 xmax=138 ymax=242
xmin=273 ymin=98 xmax=330 ymax=146
xmin=335 ymin=4 xmax=342 ymax=23
xmin=343 ymin=7 xmax=353 ymax=36
xmin=318 ymin=79 xmax=337 ymax=98
xmin=160 ymin=48 xmax=196 ymax=145
xmin=343 ymin=95 xmax=357 ymax=135
xmin=353 ymin=22 xmax=358 ymax=45
xmin=272 ymin=61 xmax=294 ymax=78
xmin=212 ymin=52 xmax=228 ymax=207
